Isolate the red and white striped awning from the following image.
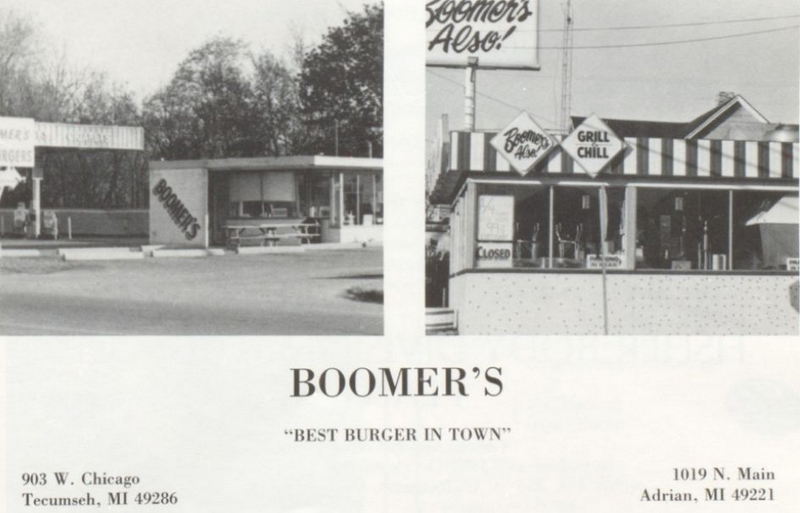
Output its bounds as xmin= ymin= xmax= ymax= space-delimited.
xmin=450 ymin=131 xmax=799 ymax=180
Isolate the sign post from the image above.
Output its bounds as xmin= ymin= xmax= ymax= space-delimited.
xmin=426 ymin=0 xmax=540 ymax=130
xmin=561 ymin=114 xmax=626 ymax=334
xmin=31 ymin=167 xmax=43 ymax=238
xmin=464 ymin=57 xmax=478 ymax=131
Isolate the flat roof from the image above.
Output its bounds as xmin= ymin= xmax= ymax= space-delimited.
xmin=149 ymin=155 xmax=382 ymax=172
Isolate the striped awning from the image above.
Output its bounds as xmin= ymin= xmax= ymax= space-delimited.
xmin=450 ymin=131 xmax=799 ymax=180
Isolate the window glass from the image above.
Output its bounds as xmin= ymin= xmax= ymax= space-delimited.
xmin=553 ymin=186 xmax=598 ymax=268
xmin=242 ymin=201 xmax=262 ymax=217
xmin=473 ymin=183 xmax=626 ymax=269
xmin=636 ymin=189 xmax=728 ymax=270
xmin=476 ymin=183 xmax=549 ymax=268
xmin=466 ymin=182 xmax=797 ymax=273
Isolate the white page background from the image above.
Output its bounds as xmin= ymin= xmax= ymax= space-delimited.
xmin=3 ymin=1 xmax=800 ymax=512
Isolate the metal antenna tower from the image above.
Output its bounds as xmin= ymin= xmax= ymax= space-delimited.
xmin=559 ymin=0 xmax=574 ymax=134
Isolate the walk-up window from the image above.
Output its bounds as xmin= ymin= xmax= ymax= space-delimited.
xmin=633 ymin=187 xmax=798 ymax=271
xmin=470 ymin=182 xmax=626 ymax=269
xmin=297 ymin=171 xmax=333 ymax=219
xmin=635 ymin=188 xmax=729 ymax=270
xmin=458 ymin=179 xmax=797 ymax=273
xmin=224 ymin=169 xmax=384 ymax=225
xmin=342 ymin=171 xmax=382 ymax=226
xmin=228 ymin=171 xmax=299 ymax=219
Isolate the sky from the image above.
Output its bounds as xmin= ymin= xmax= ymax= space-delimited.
xmin=4 ymin=0 xmax=796 ymax=133
xmin=5 ymin=0 xmax=377 ymax=102
xmin=427 ymin=0 xmax=800 ymax=138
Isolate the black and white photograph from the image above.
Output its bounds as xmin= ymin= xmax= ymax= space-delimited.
xmin=0 ymin=0 xmax=384 ymax=335
xmin=426 ymin=0 xmax=799 ymax=335
xmin=3 ymin=2 xmax=800 ymax=513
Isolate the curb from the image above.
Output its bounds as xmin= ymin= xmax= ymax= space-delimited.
xmin=151 ymin=249 xmax=209 ymax=258
xmin=59 ymin=247 xmax=145 ymax=261
xmin=236 ymin=246 xmax=306 ymax=255
xmin=0 ymin=248 xmax=55 ymax=258
xmin=151 ymin=249 xmax=221 ymax=258
xmin=304 ymin=242 xmax=379 ymax=251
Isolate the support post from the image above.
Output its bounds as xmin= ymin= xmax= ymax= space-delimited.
xmin=624 ymin=186 xmax=637 ymax=270
xmin=728 ymin=190 xmax=733 ymax=270
xmin=68 ymin=217 xmax=72 ymax=240
xmin=548 ymin=185 xmax=554 ymax=269
xmin=329 ymin=173 xmax=335 ymax=223
xmin=599 ymin=186 xmax=609 ymax=335
xmin=204 ymin=213 xmax=210 ymax=249
xmin=464 ymin=57 xmax=478 ymax=131
xmin=32 ymin=174 xmax=42 ymax=238
xmin=372 ymin=174 xmax=377 ymax=220
xmin=338 ymin=172 xmax=345 ymax=227
xmin=355 ymin=174 xmax=361 ymax=225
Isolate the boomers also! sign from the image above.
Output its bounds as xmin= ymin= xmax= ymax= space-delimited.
xmin=426 ymin=0 xmax=540 ymax=69
xmin=490 ymin=111 xmax=556 ymax=175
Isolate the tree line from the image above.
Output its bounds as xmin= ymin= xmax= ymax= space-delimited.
xmin=0 ymin=2 xmax=383 ymax=209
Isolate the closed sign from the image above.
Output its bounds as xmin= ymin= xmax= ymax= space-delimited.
xmin=477 ymin=242 xmax=513 ymax=268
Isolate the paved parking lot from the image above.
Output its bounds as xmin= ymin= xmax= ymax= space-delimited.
xmin=0 ymin=248 xmax=383 ymax=335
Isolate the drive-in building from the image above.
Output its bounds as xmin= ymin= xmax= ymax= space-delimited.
xmin=430 ymin=96 xmax=799 ymax=335
xmin=149 ymin=155 xmax=383 ymax=248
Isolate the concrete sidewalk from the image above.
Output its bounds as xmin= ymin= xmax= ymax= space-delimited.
xmin=1 ymin=237 xmax=379 ymax=260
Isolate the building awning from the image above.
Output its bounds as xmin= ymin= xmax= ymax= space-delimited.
xmin=150 ymin=155 xmax=382 ymax=172
xmin=448 ymin=131 xmax=799 ymax=180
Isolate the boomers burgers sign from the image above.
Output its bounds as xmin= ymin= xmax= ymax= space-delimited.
xmin=426 ymin=0 xmax=540 ymax=70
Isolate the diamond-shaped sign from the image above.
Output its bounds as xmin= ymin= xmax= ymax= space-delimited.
xmin=491 ymin=112 xmax=557 ymax=175
xmin=560 ymin=114 xmax=625 ymax=178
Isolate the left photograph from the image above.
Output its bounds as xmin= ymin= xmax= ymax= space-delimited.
xmin=0 ymin=1 xmax=384 ymax=335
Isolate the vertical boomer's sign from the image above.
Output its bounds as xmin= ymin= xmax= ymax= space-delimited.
xmin=152 ymin=178 xmax=201 ymax=240
xmin=0 ymin=117 xmax=35 ymax=167
xmin=426 ymin=0 xmax=540 ymax=69
xmin=477 ymin=195 xmax=514 ymax=268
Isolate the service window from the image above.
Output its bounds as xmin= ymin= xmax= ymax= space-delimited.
xmin=636 ymin=188 xmax=728 ymax=270
xmin=475 ymin=183 xmax=550 ymax=268
xmin=551 ymin=185 xmax=625 ymax=269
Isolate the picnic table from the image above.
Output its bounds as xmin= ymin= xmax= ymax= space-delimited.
xmin=225 ymin=221 xmax=320 ymax=249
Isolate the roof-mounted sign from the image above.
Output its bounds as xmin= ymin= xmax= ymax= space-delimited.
xmin=560 ymin=114 xmax=625 ymax=178
xmin=0 ymin=117 xmax=144 ymax=167
xmin=490 ymin=111 xmax=556 ymax=175
xmin=426 ymin=0 xmax=540 ymax=70
xmin=0 ymin=117 xmax=35 ymax=167
xmin=35 ymin=122 xmax=144 ymax=151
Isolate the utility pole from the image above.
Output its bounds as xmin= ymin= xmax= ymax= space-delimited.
xmin=559 ymin=0 xmax=574 ymax=135
xmin=334 ymin=120 xmax=339 ymax=156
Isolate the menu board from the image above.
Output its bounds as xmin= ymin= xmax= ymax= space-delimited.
xmin=478 ymin=195 xmax=514 ymax=241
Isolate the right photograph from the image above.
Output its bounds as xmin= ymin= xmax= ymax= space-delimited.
xmin=425 ymin=0 xmax=799 ymax=335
